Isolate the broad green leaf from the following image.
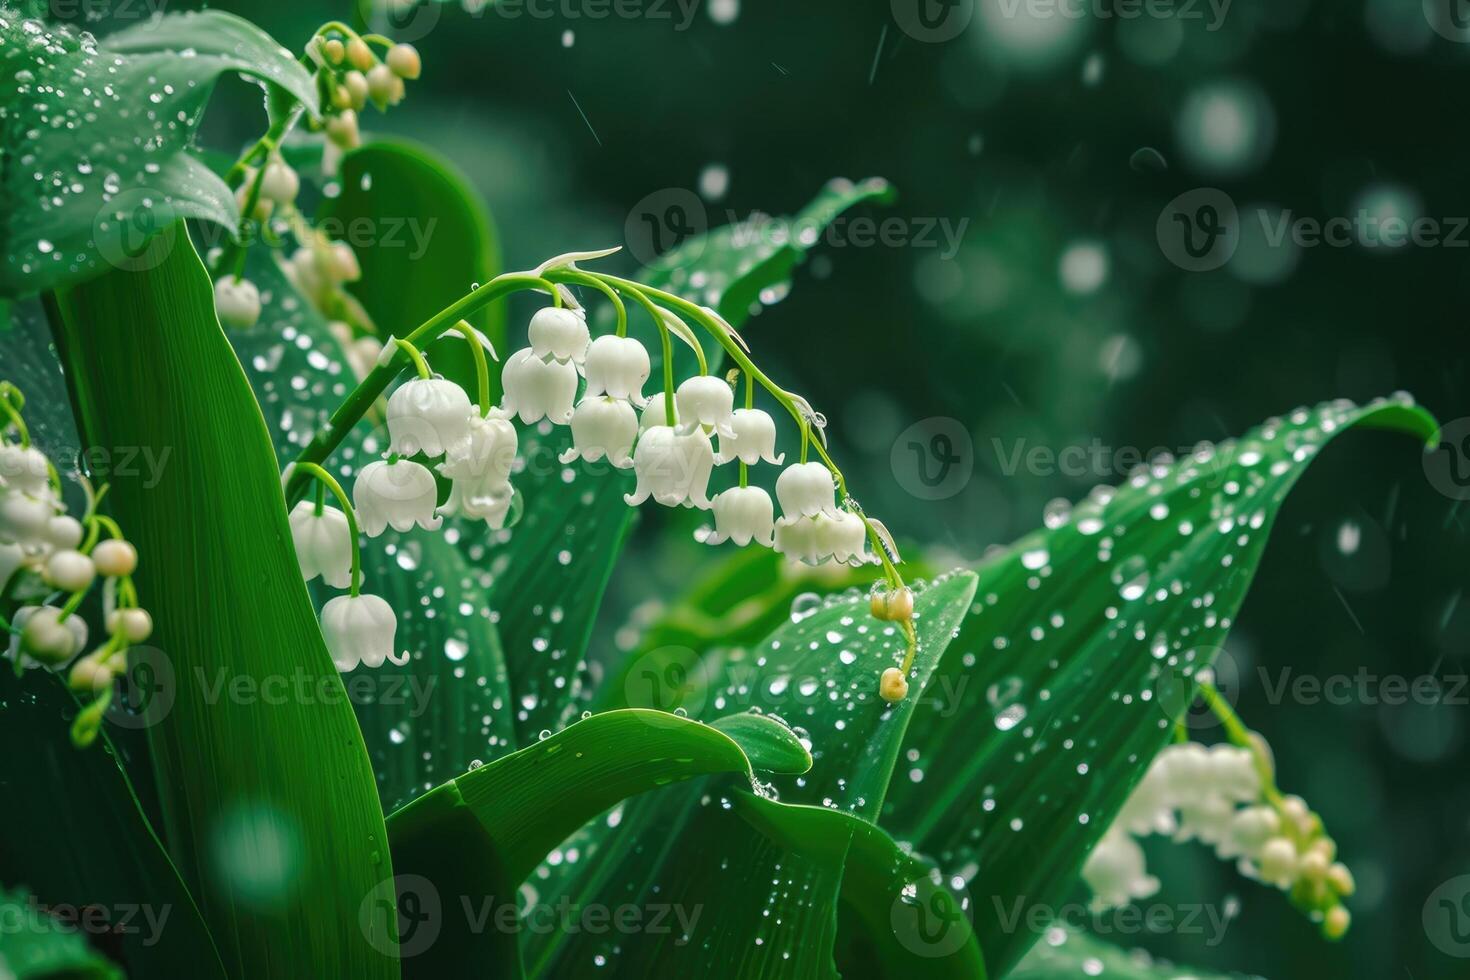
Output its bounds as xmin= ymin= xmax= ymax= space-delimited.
xmin=320 ymin=140 xmax=505 ymax=399
xmin=229 ymin=250 xmax=518 ymax=809
xmin=880 ymin=397 xmax=1437 ymax=976
xmin=1008 ymin=926 xmax=1254 ymax=979
xmin=0 ymin=671 xmax=225 ymax=979
xmin=0 ymin=11 xmax=316 ymax=298
xmin=527 ymin=572 xmax=979 ymax=978
xmin=733 ymin=794 xmax=986 ymax=980
xmin=495 ymin=180 xmax=894 ymax=743
xmin=0 ymin=884 xmax=123 ymax=979
xmin=47 ymin=226 xmax=398 ymax=978
xmin=385 ymin=708 xmax=811 ymax=978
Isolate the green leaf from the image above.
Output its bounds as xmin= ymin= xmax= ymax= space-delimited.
xmin=1007 ymin=926 xmax=1255 ymax=979
xmin=47 ymin=225 xmax=398 ymax=978
xmin=0 ymin=670 xmax=225 ymax=979
xmin=0 ymin=11 xmax=316 ymax=298
xmin=319 ymin=140 xmax=505 ymax=400
xmin=384 ymin=708 xmax=811 ymax=978
xmin=880 ymin=397 xmax=1437 ymax=976
xmin=494 ymin=180 xmax=894 ymax=743
xmin=230 ymin=249 xmax=520 ymax=808
xmin=0 ymin=884 xmax=123 ymax=979
xmin=526 ymin=572 xmax=979 ymax=978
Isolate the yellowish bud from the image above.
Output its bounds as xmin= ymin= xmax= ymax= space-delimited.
xmin=387 ymin=43 xmax=421 ymax=80
xmin=346 ymin=37 xmax=374 ymax=72
xmin=1323 ymin=905 xmax=1350 ymax=940
xmin=880 ymin=667 xmax=909 ymax=703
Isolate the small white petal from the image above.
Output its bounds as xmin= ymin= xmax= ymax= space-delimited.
xmin=320 ymin=593 xmax=398 ymax=671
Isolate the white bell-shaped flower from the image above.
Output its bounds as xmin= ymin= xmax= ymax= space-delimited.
xmin=561 ymin=397 xmax=637 ymax=468
xmin=700 ymin=486 xmax=775 ymax=547
xmin=438 ymin=410 xmax=517 ymax=497
xmin=0 ymin=444 xmax=51 ymax=495
xmin=640 ymin=398 xmax=678 ymax=431
xmin=353 ymin=459 xmax=442 ymax=536
xmin=528 ymin=307 xmax=590 ymax=366
xmin=1222 ymin=805 xmax=1280 ymax=860
xmin=1082 ymin=831 xmax=1160 ymax=912
xmin=288 ymin=502 xmax=356 ymax=589
xmin=776 ymin=461 xmax=840 ymax=519
xmin=584 ymin=335 xmax=651 ymax=407
xmin=715 ymin=408 xmax=784 ymax=466
xmin=501 ymin=347 xmax=578 ymax=425
xmin=8 ymin=605 xmax=88 ymax=671
xmin=387 ymin=378 xmax=473 ymax=458
xmin=0 ymin=542 xmax=26 ymax=588
xmin=0 ymin=491 xmax=58 ymax=548
xmin=815 ymin=511 xmax=873 ymax=566
xmin=320 ymin=593 xmax=403 ymax=671
xmin=625 ymin=425 xmax=714 ymax=509
xmin=773 ymin=515 xmax=825 ymax=565
xmin=675 ymin=375 xmax=736 ymax=436
xmin=438 ymin=480 xmax=515 ymax=530
xmin=1175 ymin=793 xmax=1236 ymax=848
xmin=214 ymin=276 xmax=261 ymax=330
xmin=1208 ymin=743 xmax=1261 ymax=802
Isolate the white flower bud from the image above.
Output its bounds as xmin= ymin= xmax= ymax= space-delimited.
xmin=367 ymin=63 xmax=398 ymax=110
xmin=0 ymin=491 xmax=57 ymax=548
xmin=879 ymin=667 xmax=909 ymax=702
xmin=715 ymin=408 xmax=784 ymax=466
xmin=584 ymin=335 xmax=650 ymax=406
xmin=387 ymin=378 xmax=474 ymax=458
xmin=327 ymin=109 xmax=361 ymax=149
xmin=775 ymin=461 xmax=839 ymax=520
xmin=700 ymin=486 xmax=775 ymax=547
xmin=214 ymin=276 xmax=261 ymax=330
xmin=1223 ymin=805 xmax=1279 ymax=859
xmin=44 ymin=549 xmax=95 ymax=593
xmin=321 ymin=593 xmax=401 ymax=671
xmin=329 ymin=241 xmax=361 ymax=283
xmin=1258 ymin=836 xmax=1298 ymax=888
xmin=344 ymin=72 xmax=369 ymax=111
xmin=107 ymin=607 xmax=153 ymax=644
xmin=675 ymin=375 xmax=735 ymax=435
xmin=561 ymin=397 xmax=638 ymax=468
xmin=353 ymin=459 xmax=442 ymax=536
xmin=527 ymin=307 xmax=590 ymax=365
xmin=14 ymin=605 xmax=87 ymax=668
xmin=624 ymin=425 xmax=714 ymax=510
xmin=0 ymin=444 xmax=51 ymax=495
xmin=260 ymin=157 xmax=300 ymax=206
xmin=289 ymin=502 xmax=356 ymax=590
xmin=45 ymin=515 xmax=84 ymax=550
xmin=500 ymin=347 xmax=578 ymax=425
xmin=91 ymin=538 xmax=138 ymax=578
xmin=388 ymin=43 xmax=422 ymax=79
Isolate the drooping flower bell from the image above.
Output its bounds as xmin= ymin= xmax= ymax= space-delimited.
xmin=675 ymin=375 xmax=736 ymax=436
xmin=353 ymin=459 xmax=442 ymax=535
xmin=715 ymin=408 xmax=784 ymax=466
xmin=775 ymin=462 xmax=840 ymax=519
xmin=561 ymin=396 xmax=638 ymax=468
xmin=438 ymin=410 xmax=519 ymax=530
xmin=0 ymin=444 xmax=51 ymax=494
xmin=320 ymin=593 xmax=403 ymax=671
xmin=1082 ymin=831 xmax=1160 ymax=912
xmin=584 ymin=335 xmax=651 ymax=406
xmin=0 ymin=490 xmax=58 ymax=549
xmin=625 ymin=425 xmax=714 ymax=509
xmin=214 ymin=276 xmax=261 ymax=330
xmin=288 ymin=501 xmax=356 ymax=589
xmin=815 ymin=510 xmax=874 ymax=566
xmin=527 ymin=307 xmax=590 ymax=367
xmin=10 ymin=605 xmax=88 ymax=670
xmin=386 ymin=378 xmax=474 ymax=458
xmin=700 ymin=486 xmax=775 ymax=547
xmin=500 ymin=347 xmax=578 ymax=425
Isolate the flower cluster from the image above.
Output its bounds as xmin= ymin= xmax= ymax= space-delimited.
xmin=0 ymin=383 xmax=151 ymax=747
xmin=309 ymin=31 xmax=422 ymax=174
xmin=1084 ymin=739 xmax=1354 ymax=939
xmin=289 ymin=259 xmax=913 ymax=698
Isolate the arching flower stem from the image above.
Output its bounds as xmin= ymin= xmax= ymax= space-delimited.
xmin=617 ymin=281 xmax=683 ymax=426
xmin=556 ymin=270 xmax=628 ymax=337
xmin=448 ymin=320 xmax=492 ymax=415
xmin=0 ymin=383 xmax=30 ymax=446
xmin=295 ymin=461 xmax=363 ymax=596
xmin=392 ymin=338 xmax=433 ymax=380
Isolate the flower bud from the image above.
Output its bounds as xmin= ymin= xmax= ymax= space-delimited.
xmin=20 ymin=606 xmax=86 ymax=666
xmin=260 ymin=157 xmax=300 ymax=206
xmin=387 ymin=43 xmax=422 ymax=79
xmin=879 ymin=667 xmax=909 ymax=703
xmin=91 ymin=538 xmax=138 ymax=578
xmin=367 ymin=64 xmax=398 ymax=111
xmin=1258 ymin=837 xmax=1298 ymax=888
xmin=107 ymin=607 xmax=154 ymax=644
xmin=326 ymin=109 xmax=361 ymax=149
xmin=322 ymin=37 xmax=345 ymax=65
xmin=344 ymin=71 xmax=370 ymax=111
xmin=331 ymin=85 xmax=353 ymax=111
xmin=69 ymin=652 xmax=114 ymax=693
xmin=0 ymin=492 xmax=56 ymax=547
xmin=871 ymin=586 xmax=913 ymax=621
xmin=0 ymin=444 xmax=52 ymax=495
xmin=45 ymin=515 xmax=84 ymax=550
xmin=45 ymin=549 xmax=95 ymax=593
xmin=1327 ymin=862 xmax=1355 ymax=897
xmin=346 ymin=37 xmax=374 ymax=72
xmin=214 ymin=276 xmax=262 ymax=330
xmin=1322 ymin=905 xmax=1350 ymax=940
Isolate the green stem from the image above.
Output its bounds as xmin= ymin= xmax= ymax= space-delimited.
xmin=555 ymin=270 xmax=627 ymax=337
xmin=1198 ymin=679 xmax=1285 ymax=808
xmin=449 ymin=320 xmax=492 ymax=415
xmin=295 ymin=462 xmax=363 ymax=595
xmin=393 ymin=338 xmax=432 ymax=380
xmin=0 ymin=397 xmax=28 ymax=447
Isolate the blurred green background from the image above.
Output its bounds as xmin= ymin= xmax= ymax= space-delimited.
xmin=66 ymin=0 xmax=1470 ymax=975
